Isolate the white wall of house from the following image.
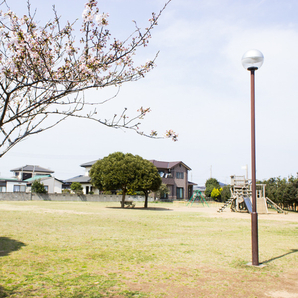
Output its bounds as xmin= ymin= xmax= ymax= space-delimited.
xmin=82 ymin=183 xmax=99 ymax=195
xmin=6 ymin=181 xmax=27 ymax=192
xmin=84 ymin=166 xmax=92 ymax=177
xmin=42 ymin=177 xmax=62 ymax=193
xmin=26 ymin=178 xmax=63 ymax=194
xmin=53 ymin=180 xmax=63 ymax=193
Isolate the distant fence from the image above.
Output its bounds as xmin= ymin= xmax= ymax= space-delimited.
xmin=0 ymin=193 xmax=152 ymax=202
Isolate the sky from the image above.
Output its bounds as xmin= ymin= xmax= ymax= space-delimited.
xmin=0 ymin=0 xmax=298 ymax=186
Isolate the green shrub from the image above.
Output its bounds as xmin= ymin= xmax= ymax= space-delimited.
xmin=70 ymin=182 xmax=83 ymax=195
xmin=31 ymin=179 xmax=47 ymax=193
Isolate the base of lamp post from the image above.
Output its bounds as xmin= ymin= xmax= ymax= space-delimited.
xmin=246 ymin=262 xmax=266 ymax=268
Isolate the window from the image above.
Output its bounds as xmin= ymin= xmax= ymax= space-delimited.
xmin=176 ymin=187 xmax=184 ymax=199
xmin=23 ymin=173 xmax=32 ymax=180
xmin=13 ymin=185 xmax=26 ymax=192
xmin=176 ymin=172 xmax=184 ymax=179
xmin=0 ymin=186 xmax=6 ymax=192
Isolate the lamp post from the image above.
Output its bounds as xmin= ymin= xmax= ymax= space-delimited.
xmin=241 ymin=49 xmax=264 ymax=266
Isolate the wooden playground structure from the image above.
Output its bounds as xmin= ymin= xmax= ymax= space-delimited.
xmin=217 ymin=175 xmax=285 ymax=214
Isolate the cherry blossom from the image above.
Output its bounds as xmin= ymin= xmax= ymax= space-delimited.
xmin=0 ymin=0 xmax=176 ymax=158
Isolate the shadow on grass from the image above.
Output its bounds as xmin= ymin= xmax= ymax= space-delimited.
xmin=106 ymin=207 xmax=173 ymax=211
xmin=0 ymin=285 xmax=10 ymax=298
xmin=0 ymin=237 xmax=26 ymax=257
xmin=262 ymin=249 xmax=298 ymax=264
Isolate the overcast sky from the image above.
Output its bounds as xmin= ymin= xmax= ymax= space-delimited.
xmin=0 ymin=0 xmax=298 ymax=185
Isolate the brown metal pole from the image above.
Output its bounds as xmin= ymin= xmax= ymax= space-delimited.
xmin=250 ymin=67 xmax=259 ymax=266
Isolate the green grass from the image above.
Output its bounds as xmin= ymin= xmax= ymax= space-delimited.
xmin=0 ymin=201 xmax=297 ymax=297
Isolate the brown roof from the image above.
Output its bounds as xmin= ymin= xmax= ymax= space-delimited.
xmin=149 ymin=160 xmax=191 ymax=171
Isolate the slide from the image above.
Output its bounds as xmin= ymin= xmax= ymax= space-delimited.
xmin=244 ymin=197 xmax=252 ymax=213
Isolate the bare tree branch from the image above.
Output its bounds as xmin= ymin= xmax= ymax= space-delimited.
xmin=0 ymin=0 xmax=177 ymax=158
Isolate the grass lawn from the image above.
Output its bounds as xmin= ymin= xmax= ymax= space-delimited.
xmin=0 ymin=201 xmax=297 ymax=297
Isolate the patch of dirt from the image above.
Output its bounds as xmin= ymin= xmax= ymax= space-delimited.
xmin=170 ymin=206 xmax=298 ymax=222
xmin=1 ymin=203 xmax=297 ymax=222
xmin=266 ymin=292 xmax=298 ymax=298
xmin=123 ymin=265 xmax=298 ymax=298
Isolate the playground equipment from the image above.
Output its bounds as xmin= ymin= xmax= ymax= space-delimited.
xmin=187 ymin=189 xmax=209 ymax=207
xmin=217 ymin=175 xmax=285 ymax=213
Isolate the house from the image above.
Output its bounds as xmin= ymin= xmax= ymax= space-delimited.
xmin=0 ymin=177 xmax=28 ymax=193
xmin=149 ymin=160 xmax=195 ymax=201
xmin=25 ymin=175 xmax=63 ymax=194
xmin=9 ymin=165 xmax=62 ymax=193
xmin=65 ymin=158 xmax=195 ymax=199
xmin=10 ymin=165 xmax=54 ymax=181
xmin=63 ymin=160 xmax=98 ymax=194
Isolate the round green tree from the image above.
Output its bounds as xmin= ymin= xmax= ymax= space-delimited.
xmin=90 ymin=152 xmax=161 ymax=208
xmin=90 ymin=152 xmax=139 ymax=208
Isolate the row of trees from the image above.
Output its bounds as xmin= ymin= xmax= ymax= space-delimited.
xmin=204 ymin=175 xmax=298 ymax=211
xmin=261 ymin=175 xmax=298 ymax=211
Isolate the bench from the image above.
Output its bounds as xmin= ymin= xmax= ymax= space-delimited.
xmin=122 ymin=201 xmax=135 ymax=208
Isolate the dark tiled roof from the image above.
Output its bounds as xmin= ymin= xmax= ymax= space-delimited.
xmin=149 ymin=160 xmax=191 ymax=171
xmin=64 ymin=175 xmax=91 ymax=183
xmin=188 ymin=181 xmax=198 ymax=186
xmin=80 ymin=160 xmax=99 ymax=168
xmin=10 ymin=165 xmax=54 ymax=173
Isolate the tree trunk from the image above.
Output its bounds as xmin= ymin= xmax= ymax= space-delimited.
xmin=121 ymin=187 xmax=126 ymax=208
xmin=144 ymin=191 xmax=148 ymax=209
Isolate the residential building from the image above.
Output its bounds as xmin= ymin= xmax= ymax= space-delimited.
xmin=149 ymin=160 xmax=195 ymax=201
xmin=0 ymin=178 xmax=28 ymax=193
xmin=8 ymin=165 xmax=62 ymax=193
xmin=63 ymin=160 xmax=98 ymax=194
xmin=25 ymin=175 xmax=63 ymax=194
xmin=64 ymin=159 xmax=195 ymax=199
xmin=10 ymin=165 xmax=54 ymax=181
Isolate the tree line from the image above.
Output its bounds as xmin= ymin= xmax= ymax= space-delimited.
xmin=261 ymin=175 xmax=298 ymax=211
xmin=204 ymin=175 xmax=298 ymax=211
